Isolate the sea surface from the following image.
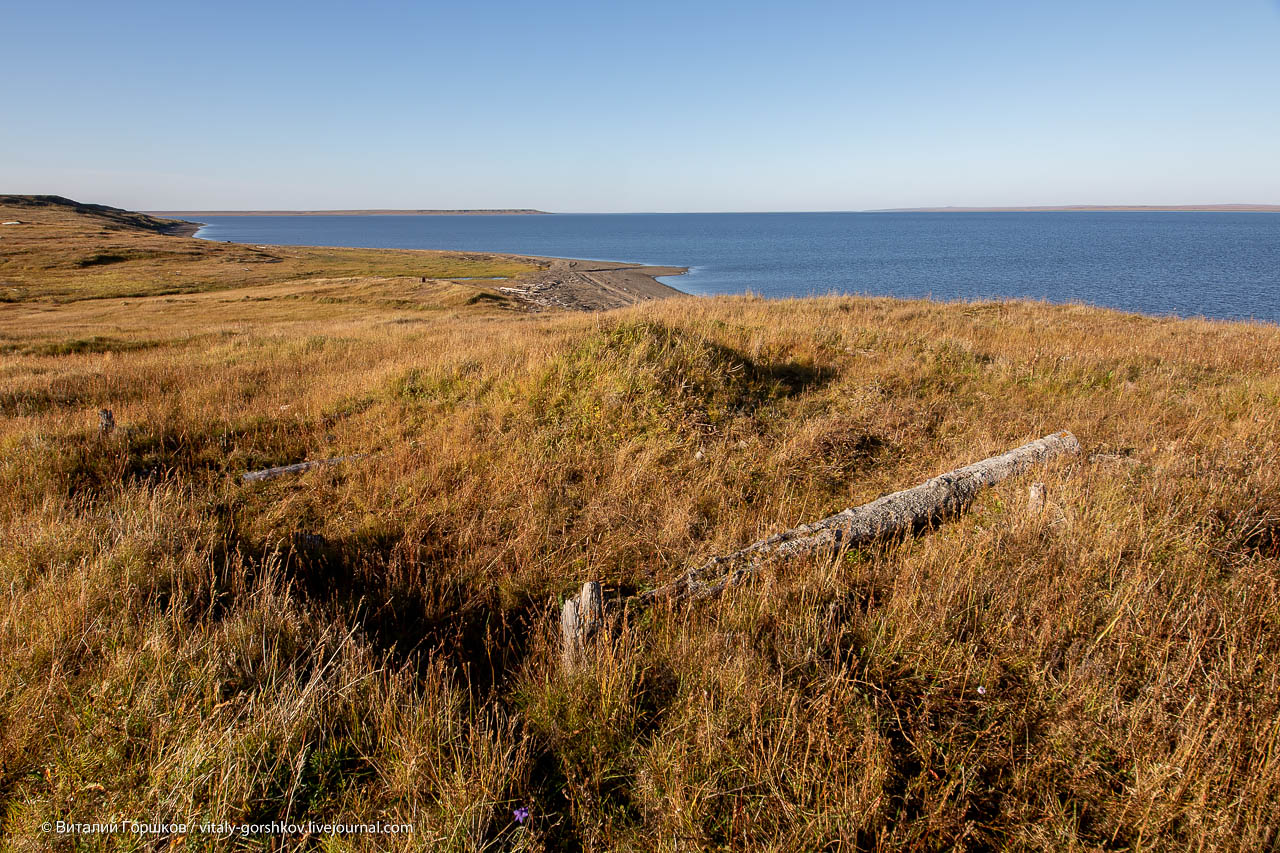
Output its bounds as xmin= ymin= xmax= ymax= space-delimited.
xmin=193 ymin=212 xmax=1280 ymax=322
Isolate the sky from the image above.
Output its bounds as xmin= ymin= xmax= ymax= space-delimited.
xmin=3 ymin=0 xmax=1279 ymax=212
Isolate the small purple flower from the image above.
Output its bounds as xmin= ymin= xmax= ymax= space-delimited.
xmin=513 ymin=806 xmax=530 ymax=824
xmin=977 ymin=686 xmax=987 ymax=695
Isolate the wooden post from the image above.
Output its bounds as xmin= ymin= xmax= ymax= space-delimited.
xmin=560 ymin=581 xmax=603 ymax=671
xmin=98 ymin=409 xmax=115 ymax=438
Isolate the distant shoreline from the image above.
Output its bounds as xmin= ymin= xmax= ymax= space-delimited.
xmin=178 ymin=220 xmax=686 ymax=309
xmin=871 ymin=204 xmax=1280 ymax=213
xmin=148 ymin=205 xmax=1280 ymax=217
xmin=148 ymin=209 xmax=551 ymax=217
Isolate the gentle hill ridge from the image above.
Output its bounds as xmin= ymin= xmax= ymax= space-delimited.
xmin=148 ymin=207 xmax=552 ymax=216
xmin=0 ymin=193 xmax=198 ymax=235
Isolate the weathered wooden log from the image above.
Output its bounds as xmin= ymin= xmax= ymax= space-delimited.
xmin=557 ymin=432 xmax=1080 ymax=667
xmin=560 ymin=581 xmax=604 ymax=671
xmin=241 ymin=454 xmax=371 ymax=483
xmin=643 ymin=430 xmax=1080 ymax=602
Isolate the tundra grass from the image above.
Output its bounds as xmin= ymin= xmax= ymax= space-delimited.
xmin=1 ymin=200 xmax=1279 ymax=851
xmin=0 ymin=195 xmax=538 ymax=303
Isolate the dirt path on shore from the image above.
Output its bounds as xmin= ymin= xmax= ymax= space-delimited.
xmin=499 ymin=257 xmax=687 ymax=311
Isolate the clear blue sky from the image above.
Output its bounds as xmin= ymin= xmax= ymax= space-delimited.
xmin=3 ymin=0 xmax=1278 ymax=212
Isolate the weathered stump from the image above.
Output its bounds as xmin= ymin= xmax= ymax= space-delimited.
xmin=98 ymin=409 xmax=116 ymax=438
xmin=559 ymin=581 xmax=604 ymax=671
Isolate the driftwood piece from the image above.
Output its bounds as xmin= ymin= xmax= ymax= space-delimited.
xmin=560 ymin=581 xmax=604 ymax=671
xmin=641 ymin=430 xmax=1080 ymax=603
xmin=557 ymin=431 xmax=1079 ymax=668
xmin=241 ymin=454 xmax=371 ymax=484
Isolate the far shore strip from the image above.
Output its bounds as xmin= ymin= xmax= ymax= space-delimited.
xmin=148 ymin=209 xmax=551 ymax=216
xmin=873 ymin=204 xmax=1280 ymax=213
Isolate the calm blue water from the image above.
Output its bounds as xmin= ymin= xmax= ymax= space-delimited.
xmin=193 ymin=212 xmax=1280 ymax=322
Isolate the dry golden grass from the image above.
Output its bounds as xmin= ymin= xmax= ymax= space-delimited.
xmin=0 ymin=194 xmax=539 ymax=305
xmin=2 ymin=199 xmax=1279 ymax=850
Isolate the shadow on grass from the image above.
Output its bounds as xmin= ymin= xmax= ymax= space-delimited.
xmin=279 ymin=529 xmax=534 ymax=701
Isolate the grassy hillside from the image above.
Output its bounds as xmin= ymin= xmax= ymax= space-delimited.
xmin=0 ymin=195 xmax=540 ymax=304
xmin=2 ymin=199 xmax=1279 ymax=850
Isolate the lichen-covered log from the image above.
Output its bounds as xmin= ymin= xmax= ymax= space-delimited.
xmin=645 ymin=430 xmax=1080 ymax=602
xmin=241 ymin=454 xmax=371 ymax=483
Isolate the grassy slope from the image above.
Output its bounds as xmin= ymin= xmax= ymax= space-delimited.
xmin=2 ymin=199 xmax=1279 ymax=850
xmin=0 ymin=195 xmax=540 ymax=304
